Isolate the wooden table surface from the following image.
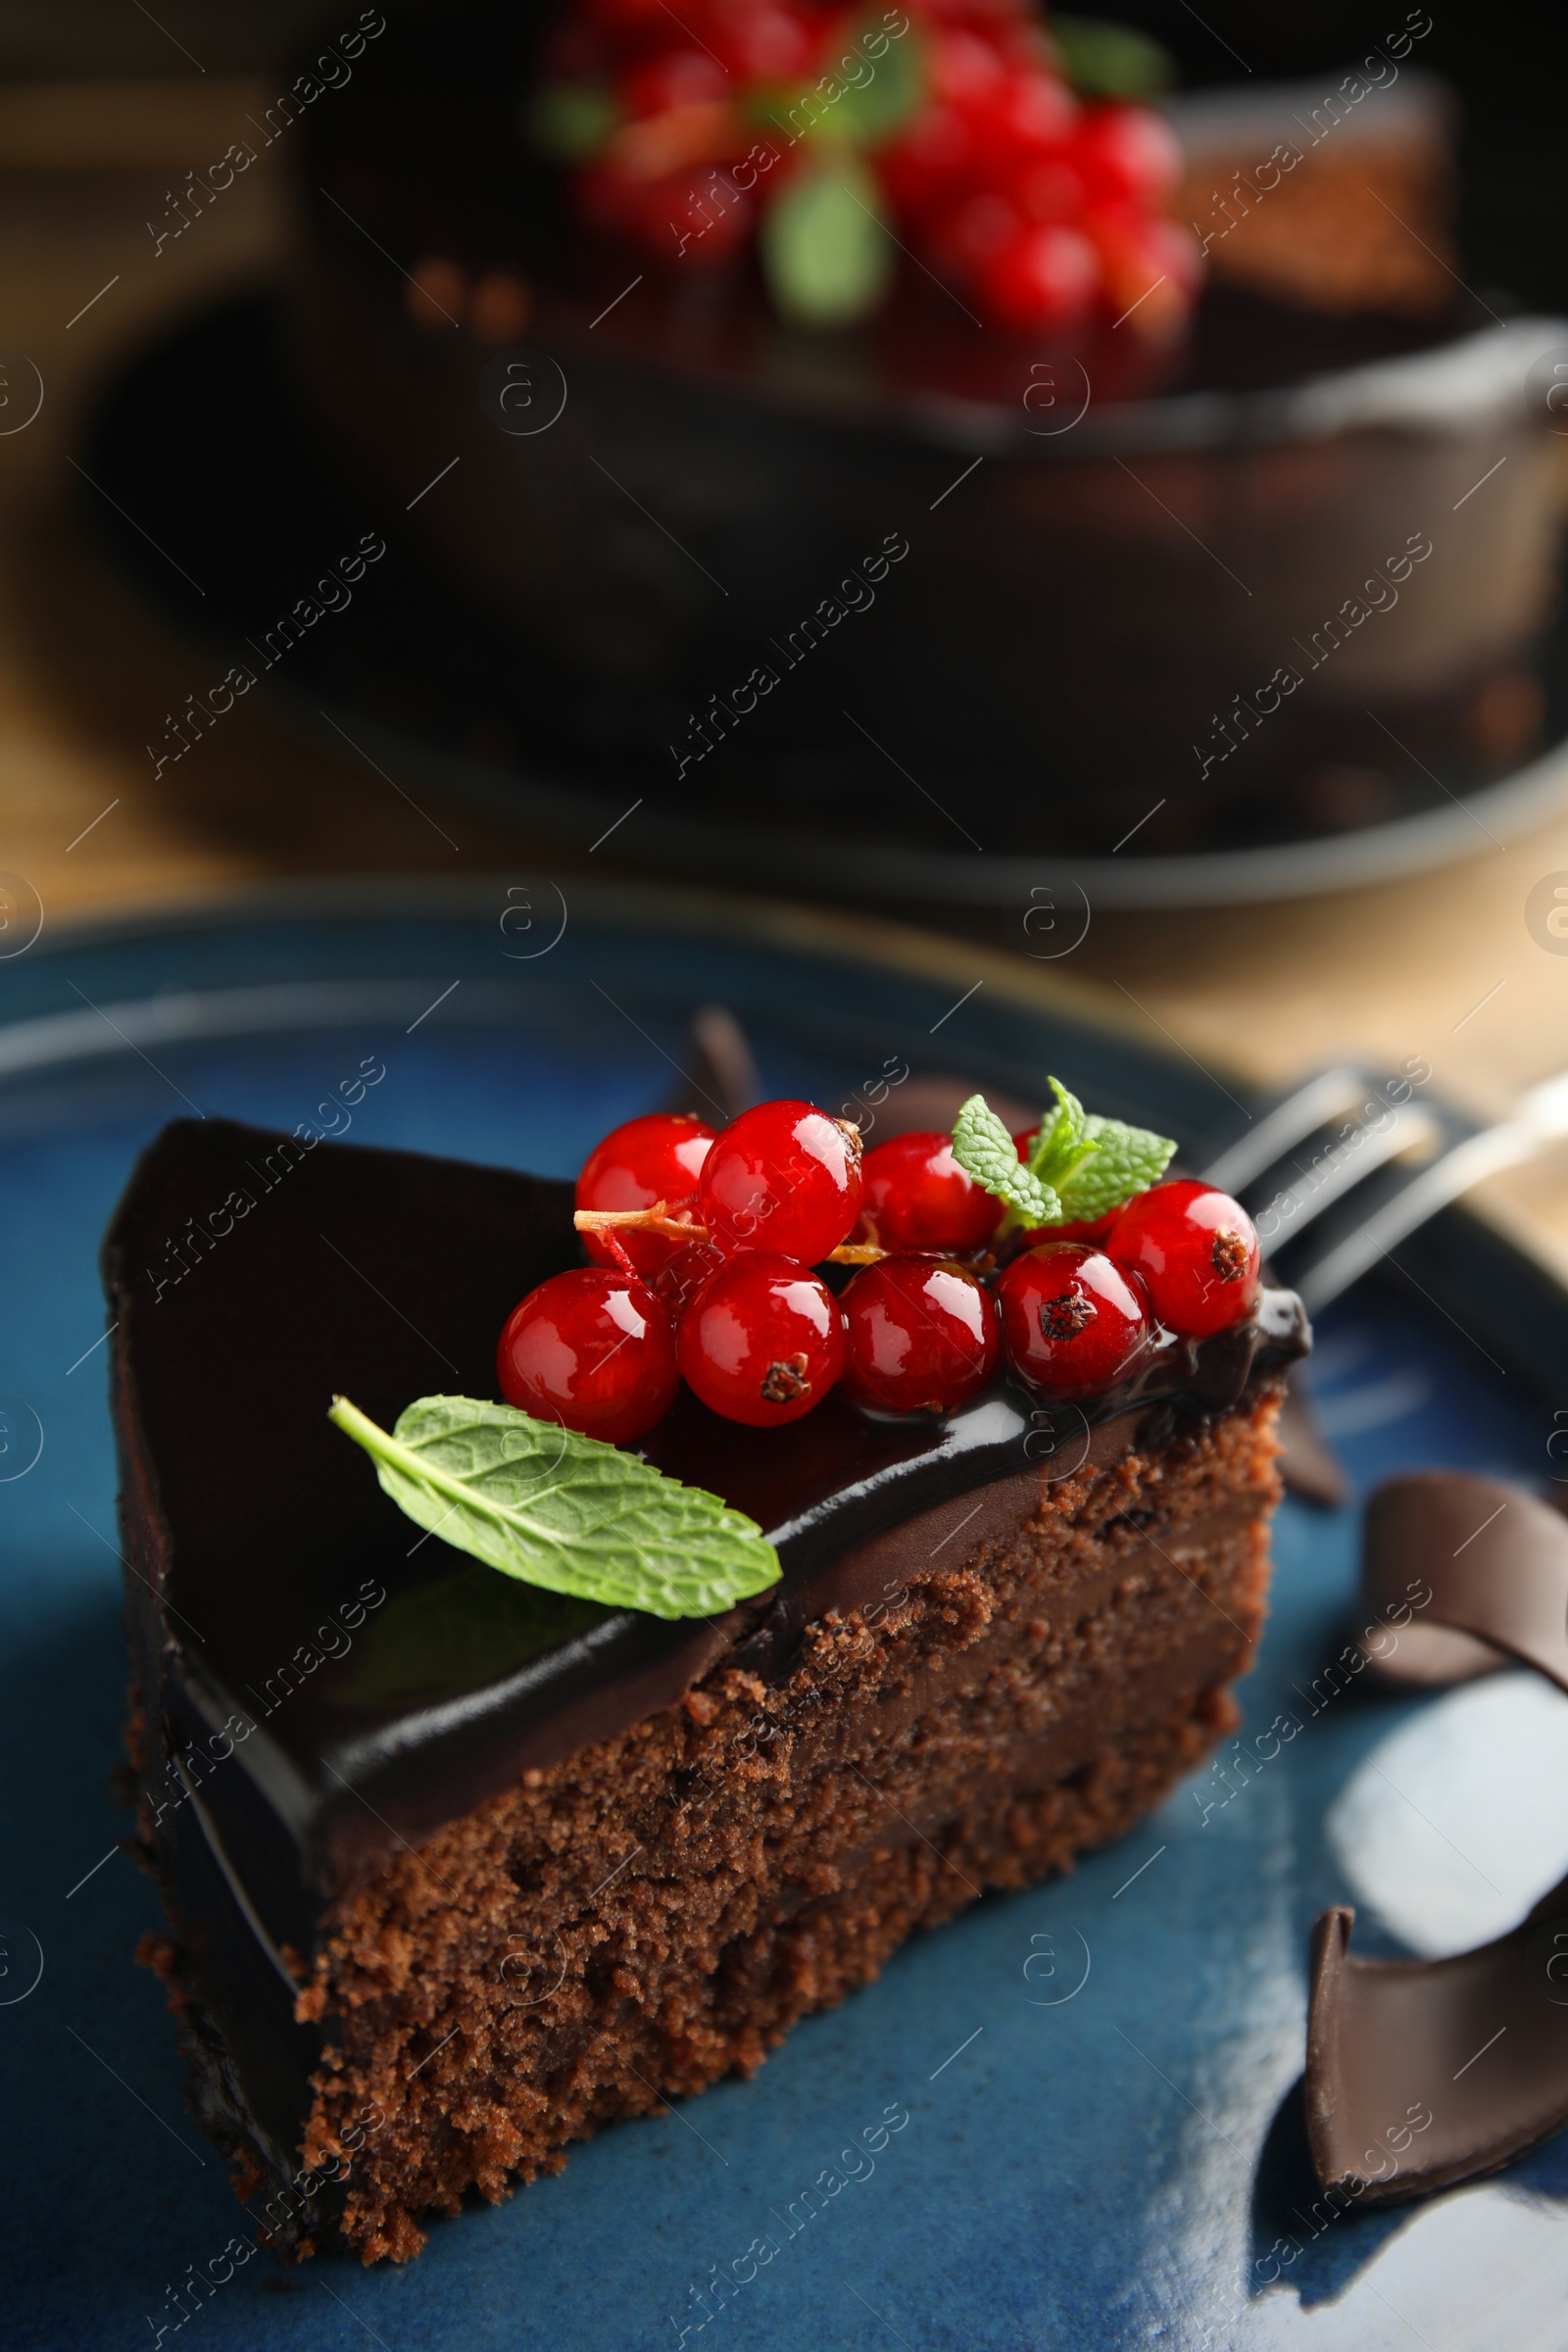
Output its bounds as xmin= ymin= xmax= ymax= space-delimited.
xmin=4 ymin=78 xmax=1568 ymax=1277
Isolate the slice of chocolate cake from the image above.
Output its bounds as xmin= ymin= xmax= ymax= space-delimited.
xmin=104 ymin=1117 xmax=1305 ymax=2261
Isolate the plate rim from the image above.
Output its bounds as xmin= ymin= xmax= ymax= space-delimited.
xmin=12 ymin=870 xmax=1568 ymax=1387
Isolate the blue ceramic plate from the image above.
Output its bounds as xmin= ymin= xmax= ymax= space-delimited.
xmin=3 ymin=880 xmax=1566 ymax=2352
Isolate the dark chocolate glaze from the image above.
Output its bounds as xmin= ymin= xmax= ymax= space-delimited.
xmin=1306 ymin=1470 xmax=1568 ymax=2200
xmin=104 ymin=1119 xmax=1303 ymax=1923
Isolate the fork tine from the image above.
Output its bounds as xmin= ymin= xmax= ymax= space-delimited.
xmin=1250 ymin=1102 xmax=1441 ymax=1251
xmin=1201 ymin=1065 xmax=1368 ymax=1196
xmin=1295 ymin=1119 xmax=1538 ymax=1313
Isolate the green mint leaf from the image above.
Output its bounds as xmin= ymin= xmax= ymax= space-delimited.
xmin=1051 ymin=15 xmax=1175 ymax=99
xmin=759 ymin=157 xmax=895 ymax=326
xmin=330 ymin=1396 xmax=780 ymax=1622
xmin=829 ymin=14 xmax=925 ymax=146
xmin=525 ymin=82 xmax=619 ymax=160
xmin=1024 ymin=1077 xmax=1100 ymax=1196
xmin=1055 ymin=1115 xmax=1176 ymax=1221
xmin=753 ymin=18 xmax=924 ymax=152
xmin=1011 ymin=1078 xmax=1175 ymax=1225
xmin=950 ymin=1094 xmax=1060 ymax=1226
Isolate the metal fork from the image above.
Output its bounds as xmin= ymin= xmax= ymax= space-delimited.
xmin=1200 ymin=1064 xmax=1568 ymax=1314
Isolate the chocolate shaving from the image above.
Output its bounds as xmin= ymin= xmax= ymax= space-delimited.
xmin=1305 ymin=1469 xmax=1568 ymax=2202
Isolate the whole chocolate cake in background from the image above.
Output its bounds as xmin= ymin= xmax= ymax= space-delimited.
xmin=281 ymin=0 xmax=1567 ymax=857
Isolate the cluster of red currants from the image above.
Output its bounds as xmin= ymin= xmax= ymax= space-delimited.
xmin=495 ymin=1098 xmax=1261 ymax=1447
xmin=874 ymin=7 xmax=1198 ymax=333
xmin=548 ymin=0 xmax=1200 ymax=335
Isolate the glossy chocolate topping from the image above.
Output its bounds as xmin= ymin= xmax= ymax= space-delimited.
xmin=103 ymin=1119 xmax=1303 ymax=1914
xmin=1306 ymin=1470 xmax=1568 ymax=2201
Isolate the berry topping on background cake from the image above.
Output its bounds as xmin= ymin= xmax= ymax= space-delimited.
xmin=527 ymin=0 xmax=1198 ymax=334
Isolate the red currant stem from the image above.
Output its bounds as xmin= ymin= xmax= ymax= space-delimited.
xmin=573 ymin=1203 xmax=887 ymax=1264
xmin=611 ymin=100 xmax=743 ymax=182
xmin=574 ymin=1203 xmax=702 ymax=1243
xmin=600 ymin=1228 xmax=640 ymax=1280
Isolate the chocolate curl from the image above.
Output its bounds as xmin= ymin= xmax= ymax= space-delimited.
xmin=1306 ymin=1878 xmax=1568 ymax=2205
xmin=1358 ymin=1473 xmax=1568 ymax=1690
xmin=1305 ymin=1470 xmax=1568 ymax=2202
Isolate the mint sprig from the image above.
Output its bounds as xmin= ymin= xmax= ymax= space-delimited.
xmin=953 ymin=1084 xmax=1175 ymax=1230
xmin=1058 ymin=1114 xmax=1176 ymax=1220
xmin=525 ymin=82 xmax=619 ymax=159
xmin=951 ymin=1095 xmax=1060 ymax=1226
xmin=330 ymin=1396 xmax=780 ymax=1622
xmin=1051 ymin=15 xmax=1175 ymax=99
xmin=759 ymin=156 xmax=895 ymax=327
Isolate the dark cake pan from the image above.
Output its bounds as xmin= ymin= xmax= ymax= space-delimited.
xmin=276 ymin=0 xmax=1568 ymax=851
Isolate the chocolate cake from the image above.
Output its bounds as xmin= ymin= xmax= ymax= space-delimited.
xmin=105 ymin=1116 xmax=1305 ymax=2260
xmin=281 ymin=3 xmax=1566 ymax=855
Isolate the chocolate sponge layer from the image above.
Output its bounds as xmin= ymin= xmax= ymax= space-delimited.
xmin=292 ymin=1390 xmax=1280 ymax=2260
xmin=106 ymin=1119 xmax=1297 ymax=2260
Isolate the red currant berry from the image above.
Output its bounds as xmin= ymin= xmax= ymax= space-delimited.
xmin=978 ymin=221 xmax=1100 ymax=330
xmin=1022 ymin=1214 xmax=1115 ymax=1247
xmin=1107 ymin=1180 xmax=1260 ymax=1337
xmin=997 ymin=1243 xmax=1150 ymax=1396
xmin=652 ymin=1235 xmax=728 ymax=1318
xmin=698 ymin=1099 xmax=863 ymax=1262
xmin=1071 ymin=103 xmax=1182 ymax=209
xmin=931 ymin=189 xmax=1022 ymax=277
xmin=677 ymin=1253 xmax=847 ymax=1427
xmin=963 ymin=71 xmax=1078 ymax=165
xmin=841 ymin=1256 xmax=1001 ymax=1416
xmin=497 ymin=1267 xmax=679 ymax=1444
xmin=618 ymin=49 xmax=729 ymax=119
xmin=576 ymin=1111 xmax=715 ymax=1279
xmin=877 ymin=105 xmax=978 ymax=221
xmin=929 ymin=26 xmax=1009 ymax=106
xmin=666 ymin=172 xmax=755 ymax=266
xmin=862 ymin=1130 xmax=1003 ymax=1252
xmin=1084 ymin=205 xmax=1200 ymax=334
xmin=700 ymin=0 xmax=820 ymax=79
xmin=1013 ymin=153 xmax=1087 ymax=225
